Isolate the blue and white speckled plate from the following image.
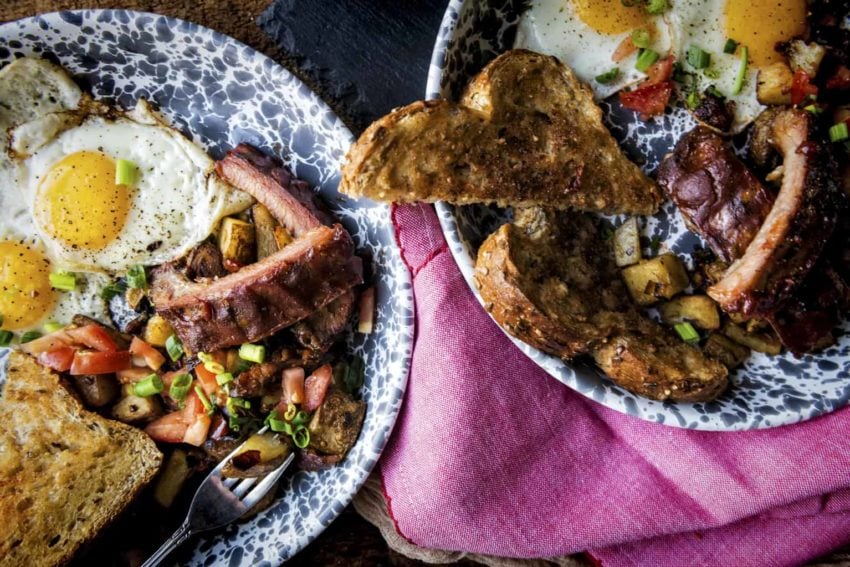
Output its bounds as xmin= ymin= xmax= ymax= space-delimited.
xmin=428 ymin=0 xmax=850 ymax=431
xmin=0 ymin=10 xmax=413 ymax=565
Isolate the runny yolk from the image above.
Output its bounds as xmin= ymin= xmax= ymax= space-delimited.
xmin=0 ymin=241 xmax=56 ymax=331
xmin=35 ymin=150 xmax=131 ymax=250
xmin=572 ymin=0 xmax=651 ymax=35
xmin=725 ymin=0 xmax=807 ymax=67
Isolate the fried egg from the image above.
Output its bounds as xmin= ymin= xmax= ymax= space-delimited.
xmin=0 ymin=57 xmax=253 ymax=333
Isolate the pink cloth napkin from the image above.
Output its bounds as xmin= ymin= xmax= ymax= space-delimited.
xmin=379 ymin=203 xmax=850 ymax=566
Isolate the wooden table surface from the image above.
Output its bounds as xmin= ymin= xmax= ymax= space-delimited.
xmin=2 ymin=2 xmax=849 ymax=565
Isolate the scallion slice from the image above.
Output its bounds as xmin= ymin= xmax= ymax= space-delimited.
xmin=723 ymin=39 xmax=738 ymax=54
xmin=631 ymin=29 xmax=650 ymax=49
xmin=115 ymin=158 xmax=138 ymax=186
xmin=20 ymin=331 xmax=42 ymax=343
xmin=194 ymin=385 xmax=214 ymax=414
xmin=804 ymin=104 xmax=822 ymax=114
xmin=283 ymin=402 xmax=297 ymax=421
xmin=228 ymin=396 xmax=250 ymax=412
xmin=203 ymin=360 xmax=225 ymax=375
xmin=238 ymin=343 xmax=265 ymax=364
xmin=645 ymin=0 xmax=668 ymax=14
xmin=267 ymin=411 xmax=293 ymax=435
xmin=595 ymin=67 xmax=620 ymax=84
xmin=292 ymin=410 xmax=311 ymax=426
xmin=49 ymin=271 xmax=76 ymax=291
xmin=0 ymin=330 xmax=13 ymax=347
xmin=292 ymin=425 xmax=310 ymax=449
xmin=732 ymin=46 xmax=748 ymax=95
xmin=169 ymin=373 xmax=192 ymax=402
xmin=216 ymin=372 xmax=234 ymax=386
xmin=686 ymin=91 xmax=701 ymax=109
xmin=43 ymin=322 xmax=64 ymax=333
xmin=126 ymin=265 xmax=147 ymax=289
xmin=100 ymin=280 xmax=127 ymax=301
xmin=134 ymin=374 xmax=164 ymax=397
xmin=829 ymin=122 xmax=849 ymax=143
xmin=635 ymin=49 xmax=660 ymax=72
xmin=674 ymin=322 xmax=700 ymax=345
xmin=687 ymin=45 xmax=710 ymax=69
xmin=165 ymin=334 xmax=184 ymax=362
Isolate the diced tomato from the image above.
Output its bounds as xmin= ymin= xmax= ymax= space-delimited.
xmin=67 ymin=324 xmax=119 ymax=352
xmin=145 ymin=390 xmax=211 ymax=445
xmin=37 ymin=347 xmax=76 ymax=372
xmin=612 ymin=36 xmax=638 ymax=63
xmin=145 ymin=410 xmax=189 ymax=443
xmin=160 ymin=366 xmax=189 ymax=390
xmin=19 ymin=330 xmax=73 ymax=355
xmin=209 ymin=414 xmax=230 ymax=440
xmin=129 ymin=337 xmax=166 ymax=371
xmin=70 ymin=350 xmax=131 ymax=375
xmin=645 ymin=56 xmax=674 ymax=86
xmin=303 ymin=364 xmax=333 ymax=411
xmin=194 ymin=363 xmax=220 ymax=398
xmin=826 ymin=66 xmax=850 ymax=90
xmin=183 ymin=414 xmax=212 ymax=447
xmin=790 ymin=69 xmax=818 ymax=105
xmin=116 ymin=366 xmax=154 ymax=384
xmin=282 ymin=367 xmax=305 ymax=405
xmin=619 ymin=81 xmax=673 ymax=120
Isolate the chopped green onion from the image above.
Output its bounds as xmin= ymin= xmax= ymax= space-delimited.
xmin=49 ymin=271 xmax=76 ymax=291
xmin=292 ymin=411 xmax=311 ymax=426
xmin=266 ymin=411 xmax=293 ymax=435
xmin=203 ymin=360 xmax=225 ymax=375
xmin=238 ymin=343 xmax=265 ymax=364
xmin=215 ymin=372 xmax=234 ymax=386
xmin=645 ymin=0 xmax=668 ymax=14
xmin=732 ymin=46 xmax=748 ymax=95
xmin=0 ymin=331 xmax=13 ymax=347
xmin=43 ymin=322 xmax=64 ymax=334
xmin=100 ymin=280 xmax=127 ymax=301
xmin=686 ymin=90 xmax=701 ymax=109
xmin=126 ymin=265 xmax=147 ymax=289
xmin=804 ymin=104 xmax=823 ymax=114
xmin=706 ymin=85 xmax=725 ymax=99
xmin=635 ymin=49 xmax=660 ymax=72
xmin=595 ymin=67 xmax=620 ymax=84
xmin=20 ymin=331 xmax=42 ymax=344
xmin=169 ymin=373 xmax=192 ymax=402
xmin=631 ymin=29 xmax=651 ymax=49
xmin=115 ymin=158 xmax=138 ymax=186
xmin=343 ymin=356 xmax=365 ymax=394
xmin=194 ymin=385 xmax=214 ymax=414
xmin=723 ymin=39 xmax=738 ymax=54
xmin=197 ymin=352 xmax=213 ymax=364
xmin=232 ymin=358 xmax=252 ymax=376
xmin=292 ymin=425 xmax=310 ymax=449
xmin=228 ymin=396 xmax=250 ymax=412
xmin=283 ymin=402 xmax=297 ymax=421
xmin=703 ymin=68 xmax=720 ymax=79
xmin=165 ymin=334 xmax=184 ymax=362
xmin=829 ymin=122 xmax=849 ymax=143
xmin=674 ymin=322 xmax=700 ymax=345
xmin=134 ymin=374 xmax=164 ymax=397
xmin=687 ymin=45 xmax=710 ymax=69
xmin=227 ymin=397 xmax=251 ymax=431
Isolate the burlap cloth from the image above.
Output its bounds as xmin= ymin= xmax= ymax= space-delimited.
xmin=1 ymin=3 xmax=846 ymax=566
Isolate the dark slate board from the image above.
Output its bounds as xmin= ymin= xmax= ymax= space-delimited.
xmin=259 ymin=0 xmax=449 ymax=132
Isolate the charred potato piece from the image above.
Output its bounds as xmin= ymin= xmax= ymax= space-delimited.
xmin=722 ymin=322 xmax=782 ymax=355
xmin=757 ymin=62 xmax=793 ymax=105
xmin=308 ymin=389 xmax=366 ymax=456
xmin=143 ymin=314 xmax=174 ymax=347
xmin=613 ymin=217 xmax=641 ymax=267
xmin=621 ymin=253 xmax=689 ymax=306
xmin=153 ymin=449 xmax=191 ymax=508
xmin=704 ymin=332 xmax=751 ymax=369
xmin=659 ymin=295 xmax=720 ymax=330
xmin=111 ymin=393 xmax=163 ymax=424
xmin=219 ymin=217 xmax=256 ymax=267
xmin=71 ymin=374 xmax=120 ymax=408
xmin=252 ymin=203 xmax=280 ymax=260
xmin=222 ymin=432 xmax=292 ymax=478
xmin=787 ymin=40 xmax=826 ymax=77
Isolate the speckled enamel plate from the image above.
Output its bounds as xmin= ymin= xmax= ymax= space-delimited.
xmin=0 ymin=10 xmax=413 ymax=565
xmin=428 ymin=0 xmax=850 ymax=431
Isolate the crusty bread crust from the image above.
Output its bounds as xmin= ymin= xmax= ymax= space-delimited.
xmin=341 ymin=50 xmax=661 ymax=215
xmin=0 ymin=352 xmax=162 ymax=566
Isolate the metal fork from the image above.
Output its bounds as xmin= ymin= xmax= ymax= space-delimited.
xmin=142 ymin=427 xmax=294 ymax=567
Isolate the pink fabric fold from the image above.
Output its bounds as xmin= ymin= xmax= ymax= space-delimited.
xmin=379 ymin=203 xmax=850 ymax=566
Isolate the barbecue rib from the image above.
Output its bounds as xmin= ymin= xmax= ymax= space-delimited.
xmin=474 ymin=208 xmax=728 ymax=402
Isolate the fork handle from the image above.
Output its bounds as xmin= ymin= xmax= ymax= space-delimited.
xmin=141 ymin=521 xmax=193 ymax=567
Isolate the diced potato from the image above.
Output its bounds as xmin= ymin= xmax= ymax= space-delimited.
xmin=613 ymin=217 xmax=641 ymax=267
xmin=309 ymin=389 xmax=366 ymax=456
xmin=218 ymin=217 xmax=256 ymax=266
xmin=788 ymin=40 xmax=826 ymax=78
xmin=704 ymin=332 xmax=750 ymax=369
xmin=757 ymin=62 xmax=793 ymax=105
xmin=239 ymin=432 xmax=291 ymax=463
xmin=125 ymin=286 xmax=146 ymax=311
xmin=621 ymin=253 xmax=690 ymax=306
xmin=273 ymin=225 xmax=293 ymax=249
xmin=143 ymin=314 xmax=174 ymax=347
xmin=71 ymin=374 xmax=120 ymax=408
xmin=659 ymin=295 xmax=720 ymax=330
xmin=252 ymin=203 xmax=280 ymax=260
xmin=722 ymin=322 xmax=782 ymax=355
xmin=111 ymin=393 xmax=163 ymax=424
xmin=153 ymin=449 xmax=191 ymax=508
xmin=223 ymin=432 xmax=292 ymax=478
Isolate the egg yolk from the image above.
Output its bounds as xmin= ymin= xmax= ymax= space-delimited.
xmin=35 ymin=150 xmax=131 ymax=250
xmin=726 ymin=1 xmax=807 ymax=67
xmin=572 ymin=0 xmax=650 ymax=35
xmin=0 ymin=241 xmax=57 ymax=331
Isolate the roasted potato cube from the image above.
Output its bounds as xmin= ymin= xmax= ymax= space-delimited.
xmin=788 ymin=40 xmax=826 ymax=77
xmin=704 ymin=332 xmax=750 ymax=369
xmin=111 ymin=393 xmax=163 ymax=424
xmin=143 ymin=314 xmax=174 ymax=347
xmin=613 ymin=217 xmax=641 ymax=267
xmin=621 ymin=253 xmax=689 ymax=306
xmin=273 ymin=225 xmax=293 ymax=249
xmin=222 ymin=433 xmax=292 ymax=478
xmin=71 ymin=374 xmax=120 ymax=408
xmin=722 ymin=322 xmax=782 ymax=355
xmin=308 ymin=389 xmax=366 ymax=456
xmin=218 ymin=217 xmax=256 ymax=266
xmin=757 ymin=62 xmax=793 ymax=105
xmin=153 ymin=449 xmax=191 ymax=508
xmin=659 ymin=295 xmax=720 ymax=330
xmin=252 ymin=203 xmax=280 ymax=260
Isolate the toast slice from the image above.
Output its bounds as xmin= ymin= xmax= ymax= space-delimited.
xmin=475 ymin=208 xmax=728 ymax=402
xmin=0 ymin=351 xmax=162 ymax=566
xmin=341 ymin=50 xmax=661 ymax=215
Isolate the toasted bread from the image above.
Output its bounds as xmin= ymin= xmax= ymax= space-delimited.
xmin=0 ymin=351 xmax=162 ymax=566
xmin=475 ymin=208 xmax=728 ymax=402
xmin=341 ymin=50 xmax=661 ymax=215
